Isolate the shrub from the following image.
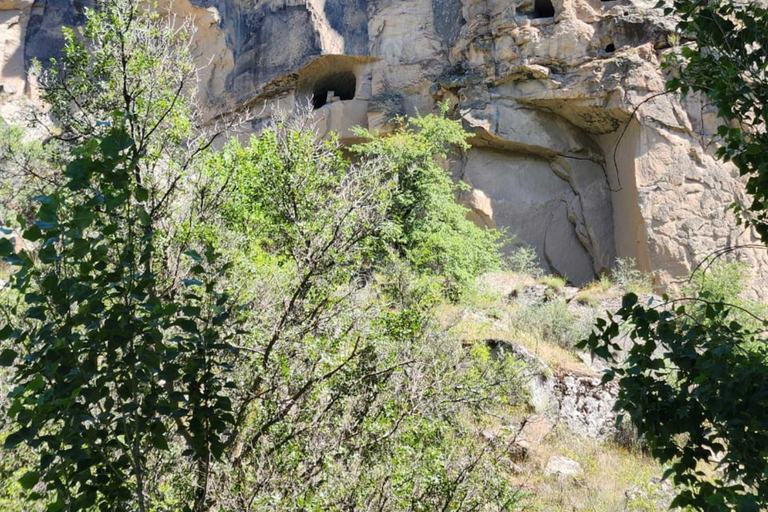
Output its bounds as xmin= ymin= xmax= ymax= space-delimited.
xmin=508 ymin=245 xmax=544 ymax=278
xmin=685 ymin=261 xmax=750 ymax=302
xmin=512 ymin=300 xmax=595 ymax=349
xmin=611 ymin=257 xmax=652 ymax=293
xmin=191 ymin=114 xmax=525 ymax=510
xmin=351 ymin=108 xmax=506 ymax=299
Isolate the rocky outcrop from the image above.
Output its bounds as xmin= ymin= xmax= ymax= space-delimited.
xmin=490 ymin=338 xmax=619 ymax=439
xmin=2 ymin=0 xmax=767 ymax=290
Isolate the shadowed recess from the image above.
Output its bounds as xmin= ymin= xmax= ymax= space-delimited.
xmin=312 ymin=70 xmax=356 ymax=109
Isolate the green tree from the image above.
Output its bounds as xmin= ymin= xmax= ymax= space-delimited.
xmin=352 ymin=111 xmax=506 ymax=299
xmin=582 ymin=1 xmax=768 ymax=509
xmin=197 ymin=113 xmax=524 ymax=510
xmin=1 ymin=2 xmax=523 ymax=511
xmin=0 ymin=2 xmax=238 ymax=510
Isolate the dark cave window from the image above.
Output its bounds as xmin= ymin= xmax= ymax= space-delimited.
xmin=533 ymin=0 xmax=555 ymax=18
xmin=605 ymin=43 xmax=616 ymax=53
xmin=312 ymin=70 xmax=357 ymax=109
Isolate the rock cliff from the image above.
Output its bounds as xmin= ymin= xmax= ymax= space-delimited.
xmin=2 ymin=0 xmax=766 ymax=289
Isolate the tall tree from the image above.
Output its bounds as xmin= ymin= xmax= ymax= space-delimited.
xmin=0 ymin=1 xmax=238 ymax=510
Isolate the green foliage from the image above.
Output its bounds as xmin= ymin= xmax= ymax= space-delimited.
xmin=351 ymin=110 xmax=505 ymax=298
xmin=195 ymin=115 xmax=524 ymax=510
xmin=685 ymin=261 xmax=750 ymax=303
xmin=508 ymin=245 xmax=544 ymax=278
xmin=611 ymin=257 xmax=652 ymax=294
xmin=0 ymin=1 xmax=524 ymax=510
xmin=36 ymin=2 xmax=196 ymax=159
xmin=661 ymin=0 xmax=768 ymax=240
xmin=0 ymin=122 xmax=56 ymax=227
xmin=579 ymin=294 xmax=768 ymax=511
xmin=537 ymin=275 xmax=567 ymax=291
xmin=0 ymin=2 xmax=238 ymax=510
xmin=1 ymin=125 xmax=238 ymax=511
xmin=513 ymin=299 xmax=594 ymax=350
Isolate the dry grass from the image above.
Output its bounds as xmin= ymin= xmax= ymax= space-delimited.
xmin=513 ymin=425 xmax=668 ymax=512
xmin=434 ymin=302 xmax=587 ymax=373
xmin=440 ymin=272 xmax=674 ymax=512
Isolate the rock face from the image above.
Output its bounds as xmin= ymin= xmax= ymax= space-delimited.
xmin=2 ymin=0 xmax=767 ymax=288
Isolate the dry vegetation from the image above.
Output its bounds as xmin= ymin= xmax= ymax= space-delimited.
xmin=436 ymin=261 xmax=676 ymax=512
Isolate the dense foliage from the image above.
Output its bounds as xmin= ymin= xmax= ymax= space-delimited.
xmin=351 ymin=114 xmax=505 ymax=298
xmin=0 ymin=1 xmax=522 ymax=510
xmin=583 ymin=1 xmax=768 ymax=509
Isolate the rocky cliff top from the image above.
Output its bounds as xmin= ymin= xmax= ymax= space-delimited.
xmin=2 ymin=0 xmax=766 ymax=293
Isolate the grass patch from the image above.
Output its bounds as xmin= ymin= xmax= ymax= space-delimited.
xmin=537 ymin=275 xmax=568 ymax=291
xmin=515 ymin=425 xmax=670 ymax=512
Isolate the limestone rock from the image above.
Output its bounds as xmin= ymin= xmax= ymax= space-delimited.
xmin=4 ymin=0 xmax=768 ymax=293
xmin=544 ymin=455 xmax=583 ymax=479
xmin=555 ymin=370 xmax=618 ymax=438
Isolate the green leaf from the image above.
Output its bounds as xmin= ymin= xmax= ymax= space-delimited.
xmin=151 ymin=434 xmax=169 ymax=451
xmin=18 ymin=471 xmax=39 ymax=489
xmin=622 ymin=293 xmax=638 ymax=309
xmin=185 ymin=250 xmax=203 ymax=261
xmin=73 ymin=206 xmax=95 ymax=230
xmin=0 ymin=348 xmax=18 ymax=366
xmin=46 ymin=500 xmax=65 ymax=512
xmin=101 ymin=130 xmax=134 ymax=158
xmin=135 ymin=186 xmax=149 ymax=202
xmin=137 ymin=208 xmax=151 ymax=226
xmin=27 ymin=374 xmax=45 ymax=392
xmin=0 ymin=238 xmax=14 ymax=257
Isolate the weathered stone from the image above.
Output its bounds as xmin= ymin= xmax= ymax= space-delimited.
xmin=544 ymin=455 xmax=582 ymax=479
xmin=4 ymin=0 xmax=768 ymax=293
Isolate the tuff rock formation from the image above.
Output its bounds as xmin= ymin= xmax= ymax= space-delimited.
xmin=2 ymin=0 xmax=767 ymax=289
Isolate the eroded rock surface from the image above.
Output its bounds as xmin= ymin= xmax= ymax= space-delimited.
xmin=3 ymin=0 xmax=767 ymax=290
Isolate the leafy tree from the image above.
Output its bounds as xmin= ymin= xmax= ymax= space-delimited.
xmin=352 ymin=111 xmax=506 ymax=298
xmin=582 ymin=1 xmax=768 ymax=509
xmin=197 ymin=114 xmax=525 ymax=510
xmin=0 ymin=2 xmax=237 ymax=510
xmin=1 ymin=1 xmax=523 ymax=511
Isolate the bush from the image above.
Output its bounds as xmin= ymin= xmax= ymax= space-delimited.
xmin=508 ymin=245 xmax=544 ymax=278
xmin=512 ymin=300 xmax=595 ymax=349
xmin=351 ymin=108 xmax=506 ymax=299
xmin=186 ymin=114 xmax=525 ymax=509
xmin=611 ymin=257 xmax=652 ymax=293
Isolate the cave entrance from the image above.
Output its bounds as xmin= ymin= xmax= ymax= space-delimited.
xmin=311 ymin=70 xmax=357 ymax=110
xmin=533 ymin=0 xmax=555 ymax=18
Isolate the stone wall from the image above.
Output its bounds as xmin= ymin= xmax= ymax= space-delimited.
xmin=2 ymin=0 xmax=766 ymax=290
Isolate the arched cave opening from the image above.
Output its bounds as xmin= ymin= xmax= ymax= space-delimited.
xmin=605 ymin=43 xmax=616 ymax=53
xmin=533 ymin=0 xmax=555 ymax=18
xmin=311 ymin=70 xmax=357 ymax=110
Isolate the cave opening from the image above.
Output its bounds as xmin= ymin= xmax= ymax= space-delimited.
xmin=311 ymin=70 xmax=357 ymax=109
xmin=605 ymin=43 xmax=616 ymax=53
xmin=533 ymin=0 xmax=555 ymax=18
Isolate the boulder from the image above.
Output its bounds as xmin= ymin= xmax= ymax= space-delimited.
xmin=544 ymin=455 xmax=583 ymax=479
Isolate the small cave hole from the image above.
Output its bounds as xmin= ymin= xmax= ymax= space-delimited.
xmin=533 ymin=0 xmax=555 ymax=18
xmin=605 ymin=43 xmax=616 ymax=53
xmin=311 ymin=70 xmax=357 ymax=110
